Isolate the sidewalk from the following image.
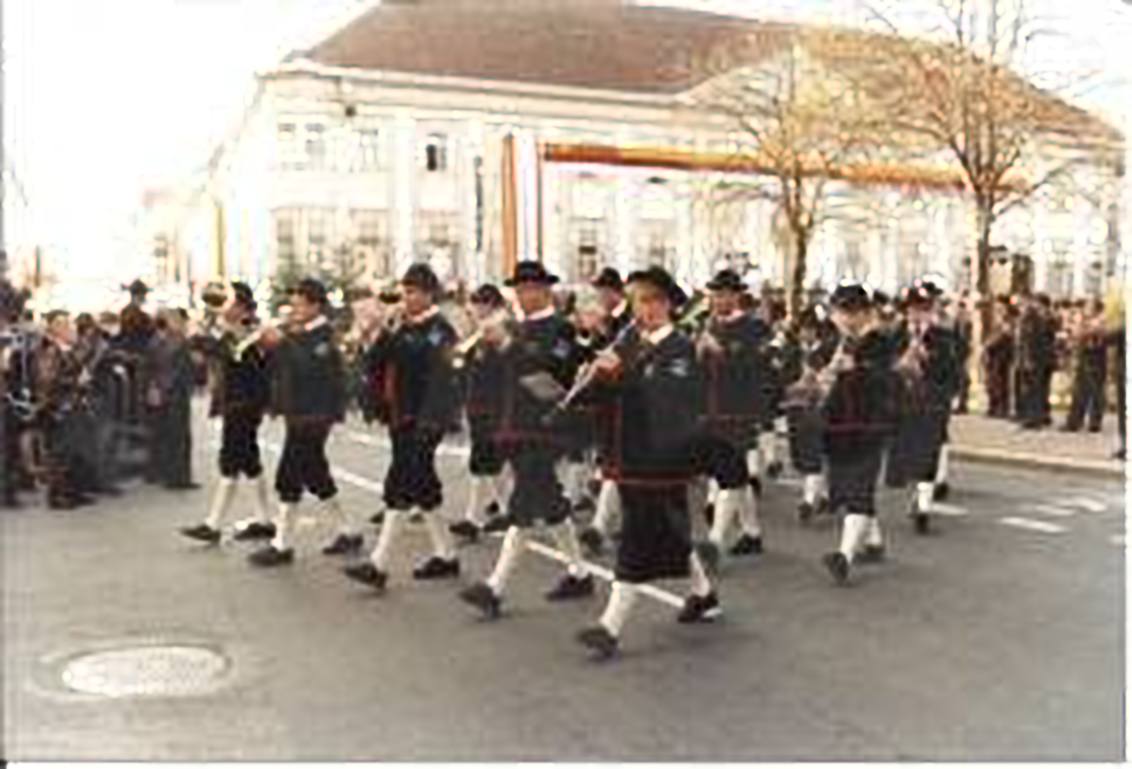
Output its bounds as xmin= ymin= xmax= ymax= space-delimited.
xmin=949 ymin=413 xmax=1126 ymax=478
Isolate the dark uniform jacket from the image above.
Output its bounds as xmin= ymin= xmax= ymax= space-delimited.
xmin=463 ymin=339 xmax=507 ymax=431
xmin=699 ymin=312 xmax=770 ymax=446
xmin=365 ymin=311 xmax=459 ymax=433
xmin=895 ymin=322 xmax=961 ymax=415
xmin=196 ymin=325 xmax=272 ymax=419
xmin=495 ymin=310 xmax=580 ymax=447
xmin=822 ymin=329 xmax=901 ymax=455
xmin=34 ymin=339 xmax=84 ymax=421
xmin=272 ymin=318 xmax=345 ymax=424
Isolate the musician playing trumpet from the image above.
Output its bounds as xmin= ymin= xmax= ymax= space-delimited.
xmin=344 ymin=264 xmax=463 ymax=593
xmin=448 ymin=283 xmax=513 ymax=543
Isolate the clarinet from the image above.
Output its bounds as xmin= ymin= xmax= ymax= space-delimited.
xmin=543 ymin=321 xmax=646 ymax=422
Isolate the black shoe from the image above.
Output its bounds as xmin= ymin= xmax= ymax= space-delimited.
xmin=412 ymin=556 xmax=460 ymax=580
xmin=449 ymin=519 xmax=482 ymax=543
xmin=932 ymin=482 xmax=950 ymax=502
xmin=1115 ymin=449 xmax=1127 ymax=461
xmin=73 ymin=493 xmax=96 ymax=507
xmin=248 ymin=546 xmax=294 ymax=567
xmin=767 ymin=461 xmax=784 ymax=480
xmin=823 ymin=551 xmax=850 ymax=585
xmin=749 ymin=477 xmax=763 ymax=498
xmin=343 ymin=562 xmax=388 ymax=592
xmin=459 ymin=581 xmax=502 ymax=619
xmin=702 ymin=503 xmax=715 ymax=527
xmin=798 ymin=501 xmax=814 ymax=523
xmin=677 ymin=592 xmax=722 ymax=624
xmin=858 ymin=544 xmax=886 ymax=564
xmin=914 ymin=509 xmax=930 ymax=535
xmin=545 ymin=573 xmax=595 ymax=602
xmin=573 ymin=497 xmax=595 ymax=515
xmin=816 ymin=496 xmax=830 ymax=516
xmin=232 ymin=521 xmax=276 ymax=541
xmin=729 ymin=534 xmax=763 ymax=556
xmin=180 ymin=523 xmax=221 ymax=544
xmin=578 ymin=526 xmax=605 ymax=558
xmin=576 ymin=625 xmax=619 ymax=659
xmin=369 ymin=510 xmax=385 ymax=525
xmin=48 ymin=497 xmax=78 ymax=511
xmin=482 ymin=515 xmax=513 ymax=535
xmin=1088 ymin=424 xmax=1102 ymax=434
xmin=322 ymin=533 xmax=363 ymax=556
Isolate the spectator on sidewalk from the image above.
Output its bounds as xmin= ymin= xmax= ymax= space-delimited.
xmin=144 ymin=308 xmax=198 ymax=490
xmin=1063 ymin=299 xmax=1108 ymax=433
xmin=1016 ymin=294 xmax=1057 ymax=430
xmin=984 ymin=299 xmax=1015 ymax=418
xmin=952 ymin=296 xmax=973 ymax=414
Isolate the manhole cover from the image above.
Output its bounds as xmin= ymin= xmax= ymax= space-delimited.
xmin=60 ymin=644 xmax=229 ymax=697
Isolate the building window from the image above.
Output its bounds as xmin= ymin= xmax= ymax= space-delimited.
xmin=424 ymin=133 xmax=448 ymax=172
xmin=357 ymin=128 xmax=383 ymax=171
xmin=277 ymin=123 xmax=302 ymax=170
xmin=578 ymin=225 xmax=599 ymax=280
xmin=274 ymin=209 xmax=298 ymax=268
xmin=350 ymin=209 xmax=391 ymax=278
xmin=305 ymin=124 xmax=327 ymax=170
xmin=306 ymin=208 xmax=332 ymax=265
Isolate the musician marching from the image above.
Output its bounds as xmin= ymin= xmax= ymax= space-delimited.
xmin=180 ymin=282 xmax=275 ymax=545
xmin=573 ymin=266 xmax=722 ymax=658
xmin=459 ymin=260 xmax=594 ymax=619
xmin=344 ymin=264 xmax=463 ymax=593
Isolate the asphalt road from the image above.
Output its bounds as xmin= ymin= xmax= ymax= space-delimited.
xmin=2 ymin=412 xmax=1125 ymax=761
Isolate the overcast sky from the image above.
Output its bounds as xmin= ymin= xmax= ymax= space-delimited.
xmin=4 ymin=0 xmax=1129 ymax=286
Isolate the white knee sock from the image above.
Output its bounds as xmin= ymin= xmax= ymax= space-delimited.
xmin=709 ymin=487 xmax=743 ymax=546
xmin=689 ymin=551 xmax=714 ymax=597
xmin=802 ymin=473 xmax=823 ymax=505
xmin=321 ymin=496 xmax=357 ymax=537
xmin=423 ymin=511 xmax=456 ymax=560
xmin=745 ymin=448 xmax=761 ymax=479
xmin=839 ymin=514 xmax=871 ymax=565
xmin=707 ymin=478 xmax=720 ymax=506
xmin=271 ymin=502 xmax=295 ymax=552
xmin=561 ymin=461 xmax=586 ymax=505
xmin=486 ymin=526 xmax=526 ymax=596
xmin=737 ymin=484 xmax=762 ymax=538
xmin=865 ymin=516 xmax=884 ymax=548
xmin=551 ymin=519 xmax=589 ymax=578
xmin=916 ymin=481 xmax=935 ymax=513
xmin=592 ymin=479 xmax=620 ymax=535
xmin=204 ymin=477 xmax=238 ymax=530
xmin=370 ymin=509 xmax=405 ymax=572
xmin=495 ymin=470 xmax=513 ymax=509
xmin=600 ymin=581 xmax=639 ymax=638
xmin=465 ymin=476 xmax=489 ymax=525
xmin=759 ymin=431 xmax=777 ymax=468
xmin=935 ymin=445 xmax=950 ymax=485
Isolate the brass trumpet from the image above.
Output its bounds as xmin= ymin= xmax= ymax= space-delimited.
xmin=453 ymin=309 xmax=514 ymax=369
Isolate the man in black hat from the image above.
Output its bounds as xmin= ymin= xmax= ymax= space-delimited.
xmin=573 ymin=266 xmax=721 ymax=658
xmin=820 ymin=282 xmax=901 ymax=585
xmin=459 ymin=260 xmax=594 ymax=619
xmin=685 ymin=269 xmax=768 ymax=568
xmin=343 ymin=264 xmax=462 ymax=592
xmin=448 ymin=283 xmax=511 ymax=542
xmin=591 ymin=266 xmax=631 ymax=345
xmin=886 ymin=279 xmax=961 ymax=533
xmin=181 ymin=282 xmax=275 ymax=545
xmin=248 ymin=278 xmax=359 ymax=567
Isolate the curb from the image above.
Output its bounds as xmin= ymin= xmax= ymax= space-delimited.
xmin=952 ymin=446 xmax=1126 ymax=479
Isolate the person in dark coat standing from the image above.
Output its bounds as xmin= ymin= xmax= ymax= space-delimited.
xmin=1108 ymin=306 xmax=1126 ymax=460
xmin=144 ymin=309 xmax=198 ymax=490
xmin=984 ymin=300 xmax=1015 ymax=418
xmin=249 ymin=278 xmax=357 ymax=568
xmin=694 ymin=268 xmax=769 ymax=560
xmin=458 ymin=260 xmax=594 ymax=619
xmin=820 ymin=283 xmax=901 ymax=585
xmin=34 ymin=311 xmax=93 ymax=509
xmin=344 ymin=264 xmax=463 ymax=592
xmin=448 ymin=283 xmax=511 ymax=542
xmin=1063 ymin=299 xmax=1108 ymax=433
xmin=784 ymin=307 xmax=838 ymax=521
xmin=1016 ymin=295 xmax=1057 ymax=429
xmin=180 ymin=282 xmax=274 ymax=544
xmin=572 ymin=266 xmax=721 ymax=658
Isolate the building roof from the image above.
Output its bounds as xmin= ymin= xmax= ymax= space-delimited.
xmin=293 ymin=0 xmax=796 ymax=95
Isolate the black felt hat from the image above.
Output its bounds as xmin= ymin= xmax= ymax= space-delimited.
xmin=504 ymin=260 xmax=559 ymax=287
xmin=470 ymin=283 xmax=506 ymax=307
xmin=901 ymin=283 xmax=936 ymax=308
xmin=124 ymin=279 xmax=150 ymax=296
xmin=590 ymin=267 xmax=623 ymax=292
xmin=830 ymin=281 xmax=874 ymax=312
xmin=705 ymin=268 xmax=745 ymax=293
xmin=293 ymin=277 xmax=329 ymax=307
xmin=231 ymin=281 xmax=257 ymax=312
xmin=626 ymin=265 xmax=688 ymax=309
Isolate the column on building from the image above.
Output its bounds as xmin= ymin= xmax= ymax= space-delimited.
xmin=1030 ymin=202 xmax=1048 ymax=293
xmin=1071 ymin=193 xmax=1089 ymax=297
xmin=463 ymin=118 xmax=485 ymax=287
xmin=391 ymin=111 xmax=417 ymax=275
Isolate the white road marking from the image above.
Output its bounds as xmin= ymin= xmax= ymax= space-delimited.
xmin=999 ymin=517 xmax=1067 ymax=534
xmin=931 ymin=502 xmax=968 ymax=517
xmin=1032 ymin=504 xmax=1078 ymax=518
xmin=1061 ymin=497 xmax=1107 ymax=514
xmin=252 ymin=438 xmax=685 ymax=609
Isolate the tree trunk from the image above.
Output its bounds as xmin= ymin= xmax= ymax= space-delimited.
xmin=969 ymin=201 xmax=995 ymax=415
xmin=790 ymin=233 xmax=808 ymax=320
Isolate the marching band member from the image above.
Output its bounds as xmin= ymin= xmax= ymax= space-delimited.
xmin=248 ymin=278 xmax=358 ymax=568
xmin=449 ymin=283 xmax=511 ymax=543
xmin=344 ymin=264 xmax=462 ymax=592
xmin=886 ymin=279 xmax=961 ymax=534
xmin=784 ymin=307 xmax=838 ymax=521
xmin=574 ymin=266 xmax=721 ymax=658
xmin=695 ymin=268 xmax=769 ymax=563
xmin=820 ymin=282 xmax=901 ymax=585
xmin=459 ymin=260 xmax=594 ymax=619
xmin=180 ymin=282 xmax=274 ymax=545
